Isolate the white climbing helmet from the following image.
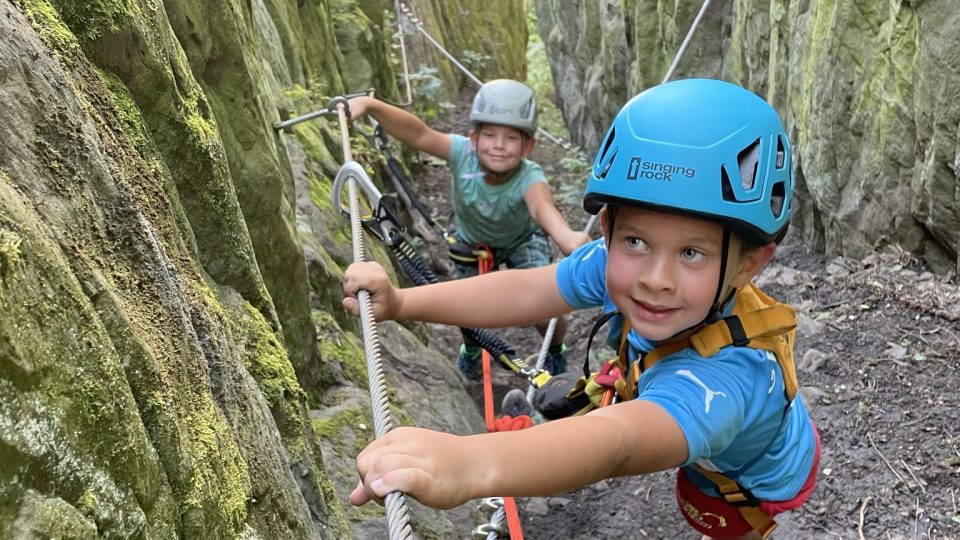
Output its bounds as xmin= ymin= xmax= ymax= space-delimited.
xmin=469 ymin=79 xmax=538 ymax=137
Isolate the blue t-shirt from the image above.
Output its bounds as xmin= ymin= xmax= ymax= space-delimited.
xmin=556 ymin=239 xmax=816 ymax=502
xmin=446 ymin=135 xmax=547 ymax=248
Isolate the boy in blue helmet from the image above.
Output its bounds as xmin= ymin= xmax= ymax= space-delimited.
xmin=348 ymin=80 xmax=589 ymax=377
xmin=343 ymin=79 xmax=820 ymax=539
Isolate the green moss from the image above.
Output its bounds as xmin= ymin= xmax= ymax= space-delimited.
xmin=94 ymin=69 xmax=167 ymax=177
xmin=12 ymin=0 xmax=82 ymax=58
xmin=0 ymin=210 xmax=23 ymax=307
xmin=311 ymin=407 xmax=374 ymax=456
xmin=50 ymin=0 xmax=133 ymax=43
xmin=236 ymin=302 xmax=309 ymax=457
xmin=313 ymin=311 xmax=368 ymax=387
xmin=282 ymin=84 xmax=312 ymax=101
xmin=184 ymin=109 xmax=218 ymax=150
xmin=180 ymin=404 xmax=250 ymax=532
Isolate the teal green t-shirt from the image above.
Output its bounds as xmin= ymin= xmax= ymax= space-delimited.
xmin=447 ymin=135 xmax=547 ymax=248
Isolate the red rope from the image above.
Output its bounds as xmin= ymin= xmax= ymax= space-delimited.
xmin=474 ymin=244 xmax=525 ymax=540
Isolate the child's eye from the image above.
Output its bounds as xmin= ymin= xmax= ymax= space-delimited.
xmin=625 ymin=237 xmax=647 ymax=250
xmin=680 ymin=248 xmax=704 ymax=261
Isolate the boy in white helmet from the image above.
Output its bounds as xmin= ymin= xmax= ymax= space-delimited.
xmin=348 ymin=80 xmax=589 ymax=377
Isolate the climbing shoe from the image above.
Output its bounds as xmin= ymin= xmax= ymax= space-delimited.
xmin=457 ymin=343 xmax=483 ymax=380
xmin=545 ymin=343 xmax=568 ymax=375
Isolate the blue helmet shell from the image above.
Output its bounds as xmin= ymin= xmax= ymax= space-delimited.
xmin=584 ymin=78 xmax=794 ymax=244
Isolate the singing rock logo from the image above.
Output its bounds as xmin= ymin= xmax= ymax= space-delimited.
xmin=627 ymin=157 xmax=696 ymax=181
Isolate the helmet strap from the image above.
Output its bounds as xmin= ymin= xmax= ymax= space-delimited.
xmin=706 ymin=227 xmax=733 ymax=323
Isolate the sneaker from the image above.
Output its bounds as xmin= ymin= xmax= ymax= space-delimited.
xmin=457 ymin=343 xmax=482 ymax=380
xmin=545 ymin=344 xmax=568 ymax=375
xmin=500 ymin=388 xmax=533 ymax=418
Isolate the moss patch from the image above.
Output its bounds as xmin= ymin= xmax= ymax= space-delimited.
xmin=179 ymin=402 xmax=250 ymax=533
xmin=313 ymin=310 xmax=368 ymax=387
xmin=235 ymin=301 xmax=310 ymax=457
xmin=12 ymin=0 xmax=83 ymax=60
xmin=0 ymin=208 xmax=24 ymax=307
xmin=50 ymin=0 xmax=133 ymax=43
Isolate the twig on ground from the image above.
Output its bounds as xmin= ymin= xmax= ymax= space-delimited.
xmin=898 ymin=459 xmax=927 ymax=493
xmin=904 ymin=330 xmax=932 ymax=347
xmin=867 ymin=433 xmax=911 ymax=488
xmin=857 ymin=496 xmax=872 ymax=540
xmin=937 ymin=325 xmax=960 ymax=347
xmin=913 ymin=498 xmax=920 ymax=540
xmin=900 ymin=414 xmax=932 ymax=428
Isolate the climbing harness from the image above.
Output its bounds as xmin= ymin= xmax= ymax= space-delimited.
xmin=533 ymin=283 xmax=798 ymax=538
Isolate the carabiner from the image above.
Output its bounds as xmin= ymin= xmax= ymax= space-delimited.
xmin=331 ymin=161 xmax=406 ymax=246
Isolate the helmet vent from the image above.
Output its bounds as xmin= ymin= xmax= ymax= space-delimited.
xmin=737 ymin=139 xmax=761 ymax=190
xmin=519 ymin=101 xmax=532 ymax=119
xmin=776 ymin=136 xmax=786 ymax=169
xmin=720 ymin=166 xmax=736 ymax=201
xmin=475 ymin=94 xmax=487 ymax=113
xmin=771 ymin=181 xmax=786 ymax=218
xmin=598 ymin=148 xmax=618 ymax=180
xmin=595 ymin=127 xmax=617 ymax=179
xmin=597 ymin=127 xmax=616 ymax=164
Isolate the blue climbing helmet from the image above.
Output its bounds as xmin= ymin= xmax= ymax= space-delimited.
xmin=584 ymin=78 xmax=794 ymax=245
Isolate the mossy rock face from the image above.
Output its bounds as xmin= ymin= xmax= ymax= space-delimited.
xmin=2 ymin=0 xmax=552 ymax=537
xmin=0 ymin=2 xmax=346 ymax=538
xmin=537 ymin=0 xmax=960 ymax=273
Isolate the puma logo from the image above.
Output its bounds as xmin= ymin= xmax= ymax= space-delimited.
xmin=677 ymin=369 xmax=726 ymax=413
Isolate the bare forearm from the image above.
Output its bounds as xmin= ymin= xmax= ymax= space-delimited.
xmin=361 ymin=98 xmax=447 ymax=157
xmin=536 ymin=204 xmax=573 ymax=243
xmin=467 ymin=401 xmax=687 ymax=498
xmin=397 ymin=265 xmax=570 ymax=327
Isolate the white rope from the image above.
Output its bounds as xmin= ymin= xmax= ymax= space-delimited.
xmin=661 ymin=0 xmax=713 ymax=84
xmin=527 ymin=213 xmax=598 ymax=402
xmin=334 ymin=103 xmax=414 ymax=540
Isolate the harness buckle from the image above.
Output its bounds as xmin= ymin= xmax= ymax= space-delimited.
xmin=718 ymin=483 xmax=762 ymax=507
xmin=723 ymin=315 xmax=751 ymax=347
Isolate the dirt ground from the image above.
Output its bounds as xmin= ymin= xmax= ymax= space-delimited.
xmin=385 ymin=89 xmax=960 ymax=539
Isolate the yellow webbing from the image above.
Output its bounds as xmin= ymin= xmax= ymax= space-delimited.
xmin=692 ymin=466 xmax=779 ymax=539
xmin=638 ymin=283 xmax=799 ymax=402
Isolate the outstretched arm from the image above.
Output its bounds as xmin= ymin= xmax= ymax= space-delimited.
xmin=347 ymin=96 xmax=452 ymax=159
xmin=342 ymin=261 xmax=573 ymax=327
xmin=524 ymin=182 xmax=592 ymax=255
xmin=350 ymin=399 xmax=688 ymax=509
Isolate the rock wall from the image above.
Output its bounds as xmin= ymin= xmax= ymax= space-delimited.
xmin=0 ymin=0 xmax=523 ymax=537
xmin=536 ymin=0 xmax=960 ymax=274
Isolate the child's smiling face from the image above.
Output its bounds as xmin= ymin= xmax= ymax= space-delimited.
xmin=603 ymin=206 xmax=766 ymax=341
xmin=470 ymin=124 xmax=534 ymax=176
